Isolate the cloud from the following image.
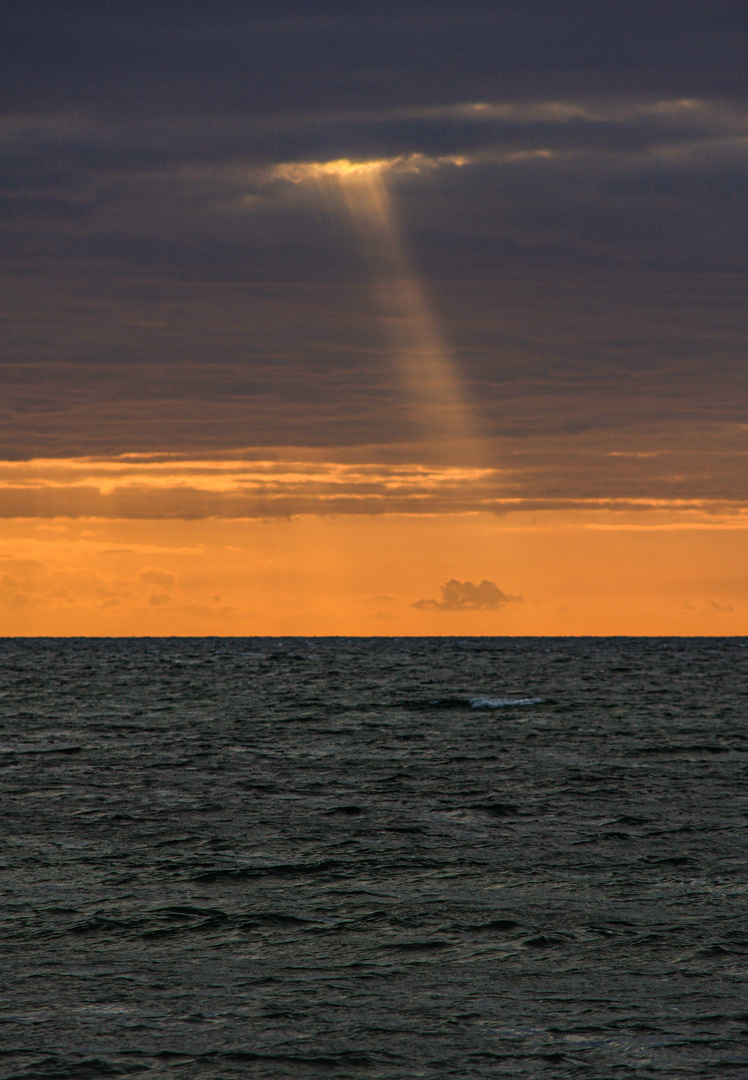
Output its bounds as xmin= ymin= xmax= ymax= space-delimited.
xmin=1 ymin=4 xmax=745 ymax=124
xmin=139 ymin=567 xmax=176 ymax=588
xmin=3 ymin=97 xmax=748 ymax=287
xmin=0 ymin=7 xmax=745 ymax=493
xmin=0 ymin=455 xmax=746 ymax=519
xmin=0 ymin=555 xmax=126 ymax=611
xmin=0 ymin=99 xmax=746 ymax=469
xmin=412 ymin=578 xmax=522 ymax=611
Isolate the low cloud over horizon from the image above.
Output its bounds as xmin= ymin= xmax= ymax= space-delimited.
xmin=413 ymin=579 xmax=522 ymax=612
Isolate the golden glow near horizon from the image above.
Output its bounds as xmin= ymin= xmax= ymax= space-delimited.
xmin=0 ymin=429 xmax=746 ymax=634
xmin=0 ymin=455 xmax=745 ymax=636
xmin=0 ymin=510 xmax=745 ymax=637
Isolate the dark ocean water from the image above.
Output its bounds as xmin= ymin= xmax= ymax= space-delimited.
xmin=1 ymin=637 xmax=747 ymax=1079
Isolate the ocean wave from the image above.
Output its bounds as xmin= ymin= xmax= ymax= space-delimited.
xmin=469 ymin=696 xmax=544 ymax=709
xmin=406 ymin=695 xmax=544 ymax=711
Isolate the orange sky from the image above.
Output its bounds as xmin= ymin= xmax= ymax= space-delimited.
xmin=2 ymin=501 xmax=745 ymax=636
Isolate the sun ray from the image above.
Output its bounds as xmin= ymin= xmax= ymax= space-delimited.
xmin=275 ymin=157 xmax=482 ymax=463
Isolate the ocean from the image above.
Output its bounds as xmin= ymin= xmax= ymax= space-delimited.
xmin=1 ymin=637 xmax=747 ymax=1078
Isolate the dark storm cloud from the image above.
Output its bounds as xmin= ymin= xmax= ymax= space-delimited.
xmin=2 ymin=1 xmax=746 ymax=117
xmin=3 ymin=103 xmax=748 ymax=281
xmin=0 ymin=0 xmax=746 ymax=484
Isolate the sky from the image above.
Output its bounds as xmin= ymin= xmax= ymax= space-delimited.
xmin=1 ymin=0 xmax=747 ymax=635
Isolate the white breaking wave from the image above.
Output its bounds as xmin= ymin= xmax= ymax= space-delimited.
xmin=469 ymin=696 xmax=544 ymax=709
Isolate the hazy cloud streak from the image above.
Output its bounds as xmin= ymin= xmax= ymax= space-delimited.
xmin=0 ymin=457 xmax=746 ymax=521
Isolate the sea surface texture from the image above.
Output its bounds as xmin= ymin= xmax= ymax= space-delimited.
xmin=1 ymin=637 xmax=747 ymax=1079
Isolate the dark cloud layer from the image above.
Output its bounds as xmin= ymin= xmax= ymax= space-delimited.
xmin=4 ymin=104 xmax=748 ymax=282
xmin=0 ymin=1 xmax=746 ymax=505
xmin=2 ymin=2 xmax=746 ymax=116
